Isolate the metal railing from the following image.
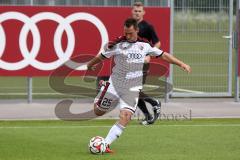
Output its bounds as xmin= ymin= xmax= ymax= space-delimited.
xmin=171 ymin=0 xmax=234 ymax=97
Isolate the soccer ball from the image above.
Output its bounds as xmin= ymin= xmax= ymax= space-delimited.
xmin=88 ymin=136 xmax=106 ymax=154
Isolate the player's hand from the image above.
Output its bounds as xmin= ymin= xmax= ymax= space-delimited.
xmin=180 ymin=63 xmax=191 ymax=73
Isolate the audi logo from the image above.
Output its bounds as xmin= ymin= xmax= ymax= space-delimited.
xmin=0 ymin=12 xmax=109 ymax=71
xmin=127 ymin=53 xmax=143 ymax=59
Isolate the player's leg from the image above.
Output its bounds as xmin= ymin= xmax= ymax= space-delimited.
xmin=141 ymin=92 xmax=161 ymax=124
xmin=104 ymin=110 xmax=131 ymax=146
xmin=104 ymin=91 xmax=138 ymax=152
xmin=93 ymin=103 xmax=106 ymax=116
xmin=138 ymin=63 xmax=154 ymax=124
xmin=96 ymin=76 xmax=110 ymax=94
xmin=93 ymin=81 xmax=118 ymax=116
xmin=137 ymin=98 xmax=153 ymax=125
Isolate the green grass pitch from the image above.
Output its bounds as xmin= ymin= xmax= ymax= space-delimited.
xmin=0 ymin=119 xmax=240 ymax=160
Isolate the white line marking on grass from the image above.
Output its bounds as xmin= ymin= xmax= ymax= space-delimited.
xmin=173 ymin=88 xmax=205 ymax=94
xmin=0 ymin=93 xmax=58 ymax=95
xmin=0 ymin=92 xmax=94 ymax=95
xmin=1 ymin=124 xmax=240 ymax=129
xmin=0 ymin=126 xmax=111 ymax=129
xmin=151 ymin=124 xmax=240 ymax=127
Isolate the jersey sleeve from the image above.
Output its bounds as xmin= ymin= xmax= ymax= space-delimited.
xmin=147 ymin=45 xmax=164 ymax=57
xmin=101 ymin=36 xmax=125 ymax=58
xmin=101 ymin=44 xmax=119 ymax=58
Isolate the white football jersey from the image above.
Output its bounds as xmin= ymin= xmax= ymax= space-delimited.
xmin=101 ymin=38 xmax=163 ymax=90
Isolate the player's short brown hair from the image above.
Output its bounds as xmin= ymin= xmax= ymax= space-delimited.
xmin=133 ymin=1 xmax=144 ymax=7
xmin=124 ymin=18 xmax=138 ymax=30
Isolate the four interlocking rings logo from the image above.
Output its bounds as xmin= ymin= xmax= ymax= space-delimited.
xmin=0 ymin=12 xmax=109 ymax=71
xmin=127 ymin=53 xmax=143 ymax=59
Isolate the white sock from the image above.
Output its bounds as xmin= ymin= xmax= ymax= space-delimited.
xmin=105 ymin=123 xmax=125 ymax=145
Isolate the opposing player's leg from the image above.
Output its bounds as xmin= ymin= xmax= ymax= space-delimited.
xmin=137 ymin=98 xmax=153 ymax=125
xmin=138 ymin=62 xmax=154 ymax=124
xmin=140 ymin=92 xmax=161 ymax=125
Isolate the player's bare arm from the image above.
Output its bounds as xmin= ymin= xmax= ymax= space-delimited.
xmin=87 ymin=54 xmax=105 ymax=70
xmin=161 ymin=52 xmax=191 ymax=73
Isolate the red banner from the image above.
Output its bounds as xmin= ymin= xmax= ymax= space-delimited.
xmin=0 ymin=6 xmax=170 ymax=76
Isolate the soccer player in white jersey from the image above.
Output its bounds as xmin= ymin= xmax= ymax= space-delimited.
xmin=87 ymin=18 xmax=191 ymax=153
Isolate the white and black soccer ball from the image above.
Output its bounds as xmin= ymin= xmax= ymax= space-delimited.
xmin=88 ymin=136 xmax=106 ymax=154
